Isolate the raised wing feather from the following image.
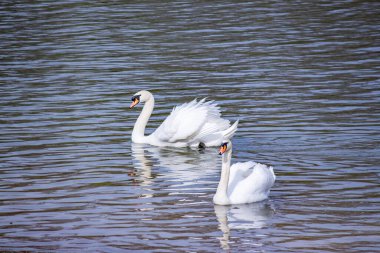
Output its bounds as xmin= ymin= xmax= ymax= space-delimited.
xmin=153 ymin=99 xmax=214 ymax=143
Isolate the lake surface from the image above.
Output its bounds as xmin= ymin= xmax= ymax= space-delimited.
xmin=1 ymin=1 xmax=380 ymax=252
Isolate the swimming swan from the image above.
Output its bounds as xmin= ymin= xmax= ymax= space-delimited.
xmin=130 ymin=90 xmax=238 ymax=147
xmin=213 ymin=140 xmax=276 ymax=205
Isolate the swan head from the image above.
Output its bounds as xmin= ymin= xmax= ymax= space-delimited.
xmin=219 ymin=140 xmax=232 ymax=155
xmin=130 ymin=90 xmax=152 ymax=108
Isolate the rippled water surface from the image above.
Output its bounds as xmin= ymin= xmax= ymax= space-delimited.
xmin=1 ymin=1 xmax=380 ymax=252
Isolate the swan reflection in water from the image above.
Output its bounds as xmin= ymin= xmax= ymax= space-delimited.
xmin=131 ymin=143 xmax=219 ymax=194
xmin=214 ymin=202 xmax=275 ymax=250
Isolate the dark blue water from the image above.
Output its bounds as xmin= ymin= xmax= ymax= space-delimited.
xmin=1 ymin=1 xmax=379 ymax=252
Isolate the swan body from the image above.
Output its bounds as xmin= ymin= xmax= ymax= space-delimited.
xmin=130 ymin=90 xmax=238 ymax=147
xmin=213 ymin=140 xmax=275 ymax=205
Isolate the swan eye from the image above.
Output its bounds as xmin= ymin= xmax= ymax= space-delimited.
xmin=219 ymin=142 xmax=228 ymax=155
xmin=130 ymin=95 xmax=141 ymax=108
xmin=131 ymin=95 xmax=141 ymax=102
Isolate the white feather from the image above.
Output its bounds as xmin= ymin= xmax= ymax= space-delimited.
xmin=228 ymin=162 xmax=275 ymax=204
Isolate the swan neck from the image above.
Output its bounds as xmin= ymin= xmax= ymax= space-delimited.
xmin=214 ymin=148 xmax=232 ymax=204
xmin=132 ymin=96 xmax=154 ymax=142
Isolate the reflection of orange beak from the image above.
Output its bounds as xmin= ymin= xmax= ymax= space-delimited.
xmin=219 ymin=145 xmax=227 ymax=155
xmin=130 ymin=99 xmax=139 ymax=109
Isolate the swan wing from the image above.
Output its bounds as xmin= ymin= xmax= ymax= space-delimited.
xmin=228 ymin=162 xmax=275 ymax=204
xmin=228 ymin=161 xmax=256 ymax=190
xmin=153 ymin=99 xmax=230 ymax=143
xmin=248 ymin=163 xmax=276 ymax=193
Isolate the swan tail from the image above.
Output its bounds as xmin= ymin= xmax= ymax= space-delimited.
xmin=193 ymin=119 xmax=239 ymax=147
xmin=221 ymin=120 xmax=239 ymax=140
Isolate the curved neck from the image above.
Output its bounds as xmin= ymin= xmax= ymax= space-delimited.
xmin=214 ymin=147 xmax=232 ymax=205
xmin=132 ymin=96 xmax=154 ymax=142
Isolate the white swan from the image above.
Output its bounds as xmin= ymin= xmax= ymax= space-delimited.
xmin=213 ymin=140 xmax=276 ymax=205
xmin=130 ymin=90 xmax=238 ymax=147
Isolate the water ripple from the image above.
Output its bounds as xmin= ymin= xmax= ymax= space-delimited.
xmin=1 ymin=1 xmax=380 ymax=252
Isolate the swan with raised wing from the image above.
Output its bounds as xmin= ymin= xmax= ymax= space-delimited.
xmin=130 ymin=90 xmax=238 ymax=147
xmin=214 ymin=140 xmax=276 ymax=205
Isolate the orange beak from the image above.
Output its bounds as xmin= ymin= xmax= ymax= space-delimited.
xmin=130 ymin=98 xmax=139 ymax=109
xmin=219 ymin=144 xmax=227 ymax=155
